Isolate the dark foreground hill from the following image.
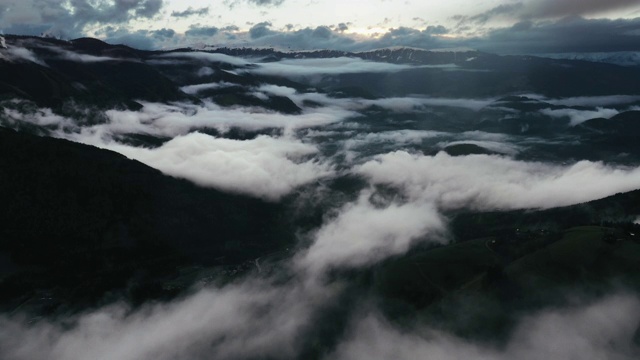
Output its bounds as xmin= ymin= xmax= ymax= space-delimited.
xmin=0 ymin=127 xmax=293 ymax=311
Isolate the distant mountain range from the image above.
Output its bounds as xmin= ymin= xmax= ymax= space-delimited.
xmin=1 ymin=36 xmax=640 ymax=350
xmin=3 ymin=35 xmax=640 ymax=112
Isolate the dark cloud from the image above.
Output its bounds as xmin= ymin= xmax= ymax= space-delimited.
xmin=185 ymin=26 xmax=220 ymax=37
xmin=247 ymin=0 xmax=285 ymax=5
xmin=151 ymin=28 xmax=175 ymax=38
xmin=224 ymin=0 xmax=285 ymax=8
xmin=470 ymin=17 xmax=640 ymax=54
xmin=170 ymin=7 xmax=209 ymax=18
xmin=424 ymin=25 xmax=449 ymax=35
xmin=312 ymin=26 xmax=333 ymax=39
xmin=458 ymin=0 xmax=640 ymax=25
xmin=249 ymin=22 xmax=276 ymax=39
xmin=65 ymin=0 xmax=164 ymax=24
xmin=84 ymin=15 xmax=639 ymax=58
xmin=99 ymin=27 xmax=167 ymax=49
xmin=0 ymin=0 xmax=165 ymax=39
xmin=221 ymin=25 xmax=240 ymax=32
xmin=461 ymin=3 xmax=525 ymax=25
xmin=216 ymin=24 xmax=448 ymax=52
xmin=525 ymin=0 xmax=640 ymax=19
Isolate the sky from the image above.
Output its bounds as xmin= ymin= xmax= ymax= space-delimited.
xmin=2 ymin=1 xmax=640 ymax=53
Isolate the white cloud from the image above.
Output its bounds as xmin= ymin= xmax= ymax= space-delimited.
xmin=540 ymin=107 xmax=619 ymax=126
xmin=0 ymin=276 xmax=336 ymax=360
xmin=3 ymin=46 xmax=47 ymax=66
xmin=154 ymin=51 xmax=252 ymax=66
xmin=296 ymin=189 xmax=446 ymax=273
xmin=257 ymin=84 xmax=299 ymax=98
xmin=37 ymin=45 xmax=131 ymax=63
xmin=247 ymin=57 xmax=439 ymax=77
xmin=99 ymin=101 xmax=355 ymax=137
xmin=357 ymin=151 xmax=640 ymax=210
xmin=345 ymin=130 xmax=448 ymax=148
xmin=179 ymin=82 xmax=235 ymax=95
xmin=1 ymin=106 xmax=76 ymax=130
xmin=84 ymin=132 xmax=334 ymax=200
xmin=331 ymin=294 xmax=640 ymax=360
xmin=546 ymin=95 xmax=640 ymax=107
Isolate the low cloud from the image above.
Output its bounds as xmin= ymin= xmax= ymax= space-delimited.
xmin=296 ymin=190 xmax=446 ymax=273
xmin=1 ymin=46 xmax=47 ymax=66
xmin=0 ymin=275 xmax=336 ymax=360
xmin=248 ymin=57 xmax=429 ymax=77
xmin=3 ymin=98 xmax=355 ymax=199
xmin=357 ymin=151 xmax=640 ymax=210
xmin=51 ymin=48 xmax=131 ymax=63
xmin=100 ymin=101 xmax=355 ymax=136
xmin=332 ymin=294 xmax=640 ymax=360
xmin=154 ymin=52 xmax=252 ymax=66
xmin=540 ymin=107 xmax=619 ymax=126
xmin=540 ymin=95 xmax=640 ymax=107
xmin=361 ymin=97 xmax=494 ymax=111
xmin=179 ymin=82 xmax=235 ymax=95
xmin=80 ymin=132 xmax=334 ymax=200
xmin=1 ymin=106 xmax=74 ymax=129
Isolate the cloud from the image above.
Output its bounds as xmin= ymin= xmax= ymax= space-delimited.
xmin=361 ymin=97 xmax=493 ymax=111
xmin=249 ymin=21 xmax=277 ymax=39
xmin=179 ymin=82 xmax=235 ymax=95
xmin=49 ymin=47 xmax=131 ymax=63
xmin=1 ymin=106 xmax=75 ymax=129
xmin=98 ymin=100 xmax=354 ymax=136
xmin=248 ymin=57 xmax=452 ymax=77
xmin=154 ymin=51 xmax=252 ymax=66
xmin=332 ymin=294 xmax=640 ymax=360
xmin=184 ymin=26 xmax=219 ymax=38
xmin=357 ymin=151 xmax=640 ymax=211
xmin=0 ymin=275 xmax=337 ymax=360
xmin=460 ymin=0 xmax=640 ymax=25
xmin=524 ymin=0 xmax=640 ymax=20
xmin=344 ymin=130 xmax=448 ymax=148
xmin=471 ymin=17 xmax=640 ymax=54
xmin=170 ymin=7 xmax=209 ymax=18
xmin=541 ymin=95 xmax=640 ymax=107
xmin=3 ymin=97 xmax=356 ymax=198
xmin=0 ymin=0 xmax=165 ymax=39
xmin=1 ymin=46 xmax=47 ymax=66
xmin=225 ymin=0 xmax=285 ymax=8
xmin=99 ymin=27 xmax=169 ymax=49
xmin=81 ymin=132 xmax=333 ymax=200
xmin=296 ymin=190 xmax=447 ymax=273
xmin=540 ymin=107 xmax=619 ymax=126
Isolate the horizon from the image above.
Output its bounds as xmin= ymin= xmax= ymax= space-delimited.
xmin=1 ymin=1 xmax=640 ymax=54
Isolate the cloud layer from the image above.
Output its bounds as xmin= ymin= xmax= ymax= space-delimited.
xmin=100 ymin=132 xmax=333 ymax=200
xmin=357 ymin=151 xmax=640 ymax=210
xmin=333 ymin=294 xmax=640 ymax=360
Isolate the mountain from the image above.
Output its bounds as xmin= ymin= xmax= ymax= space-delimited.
xmin=3 ymin=35 xmax=640 ymax=109
xmin=0 ymin=127 xmax=294 ymax=310
xmin=1 ymin=35 xmax=640 ymax=358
